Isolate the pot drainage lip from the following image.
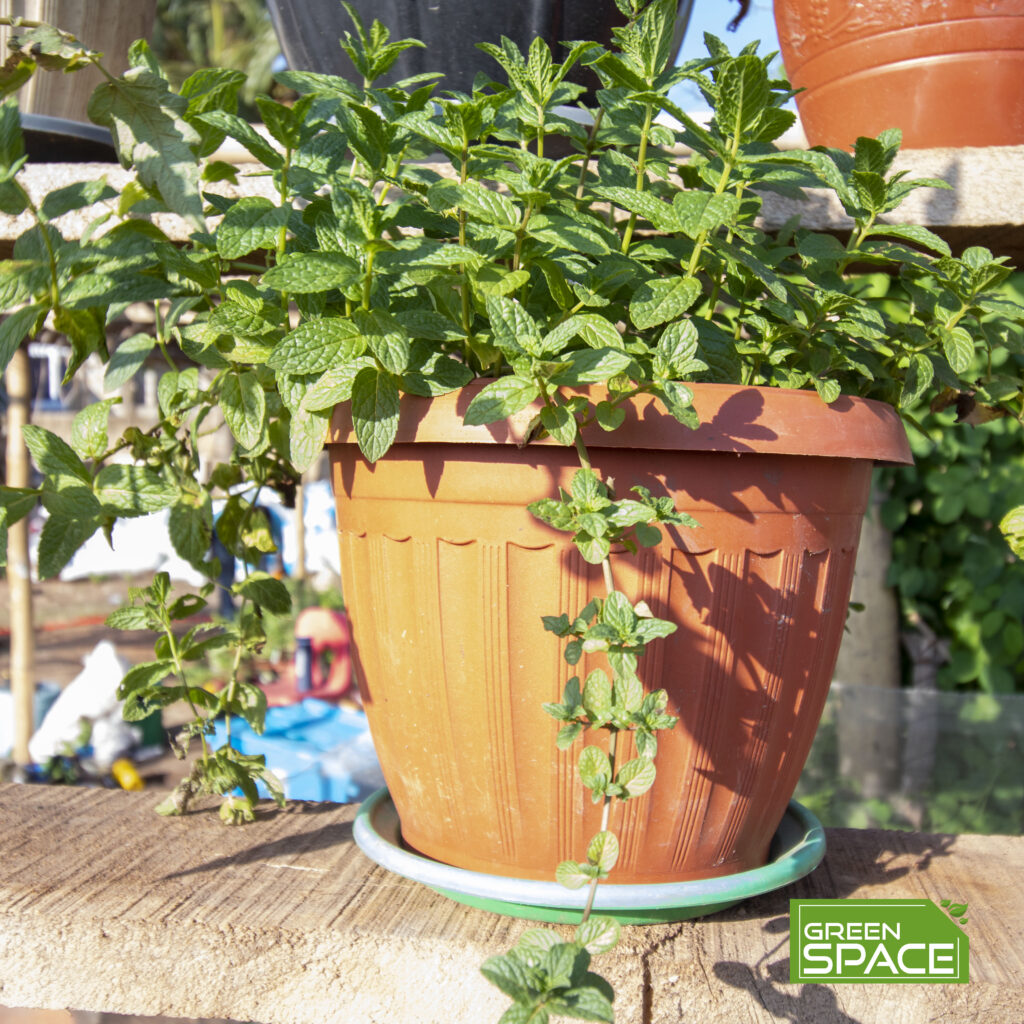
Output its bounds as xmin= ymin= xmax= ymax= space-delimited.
xmin=353 ymin=787 xmax=826 ymax=924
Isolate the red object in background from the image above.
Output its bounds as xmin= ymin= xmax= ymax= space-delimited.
xmin=262 ymin=607 xmax=352 ymax=707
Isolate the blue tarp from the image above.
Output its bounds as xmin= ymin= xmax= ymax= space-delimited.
xmin=211 ymin=698 xmax=383 ymax=803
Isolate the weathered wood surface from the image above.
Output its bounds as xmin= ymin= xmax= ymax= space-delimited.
xmin=4 ymin=145 xmax=1024 ymax=261
xmin=0 ymin=785 xmax=1021 ymax=1024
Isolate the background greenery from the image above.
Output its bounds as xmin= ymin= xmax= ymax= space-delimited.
xmin=151 ymin=0 xmax=281 ymax=115
xmin=878 ymin=273 xmax=1024 ymax=696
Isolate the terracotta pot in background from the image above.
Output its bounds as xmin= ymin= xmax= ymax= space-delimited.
xmin=774 ymin=0 xmax=1024 ymax=150
xmin=328 ymin=383 xmax=911 ymax=884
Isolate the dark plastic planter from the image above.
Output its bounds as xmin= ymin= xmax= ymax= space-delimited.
xmin=267 ymin=0 xmax=692 ymax=95
xmin=21 ymin=114 xmax=117 ymax=164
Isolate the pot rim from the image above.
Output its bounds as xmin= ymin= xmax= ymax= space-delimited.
xmin=329 ymin=380 xmax=912 ymax=464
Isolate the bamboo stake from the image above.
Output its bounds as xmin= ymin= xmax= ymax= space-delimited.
xmin=293 ymin=477 xmax=306 ymax=610
xmin=6 ymin=343 xmax=34 ymax=766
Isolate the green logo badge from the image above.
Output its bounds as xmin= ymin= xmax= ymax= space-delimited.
xmin=790 ymin=899 xmax=969 ymax=984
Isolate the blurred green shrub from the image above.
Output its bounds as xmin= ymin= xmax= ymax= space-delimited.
xmin=151 ymin=0 xmax=283 ymax=114
xmin=878 ymin=273 xmax=1024 ymax=694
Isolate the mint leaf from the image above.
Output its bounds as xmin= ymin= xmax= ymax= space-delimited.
xmin=552 ymin=348 xmax=633 ymax=385
xmin=289 ymin=406 xmax=331 ymax=474
xmin=95 ymin=465 xmax=178 ymax=517
xmin=555 ymin=859 xmax=591 ymax=890
xmin=575 ymin=916 xmax=620 ymax=955
xmin=578 ymin=745 xmax=610 ymax=792
xmin=22 ymin=425 xmax=90 ymax=484
xmin=427 ymin=179 xmax=518 ymax=228
xmin=0 ymin=304 xmax=43 ymax=373
xmin=168 ymin=495 xmax=213 ymax=574
xmin=717 ymin=54 xmax=770 ymax=137
xmin=301 ymin=359 xmax=376 ymax=410
xmin=197 ymin=110 xmax=283 ymax=168
xmin=586 ymin=831 xmax=619 ymax=872
xmin=268 ymin=317 xmax=364 ymax=374
xmin=528 ymin=213 xmax=613 ymax=256
xmin=615 ymin=756 xmax=656 ymax=798
xmin=88 ymin=69 xmax=204 ymax=230
xmin=942 ymin=326 xmax=974 ymax=376
xmin=217 ymin=197 xmax=289 ymax=259
xmin=350 ymin=366 xmax=400 ymax=462
xmin=353 ymin=309 xmax=411 ymax=375
xmin=70 ymin=400 xmax=117 ymax=460
xmin=672 ymin=192 xmax=738 ymax=238
xmin=464 ymin=376 xmax=539 ymax=425
xmin=485 ymin=295 xmax=542 ymax=357
xmin=630 ymin=277 xmax=701 ymax=329
xmin=233 ymin=571 xmax=291 ymax=614
xmin=220 ymin=371 xmax=267 ymax=450
xmin=117 ymin=660 xmax=174 ymax=697
xmin=260 ymin=252 xmax=360 ymax=293
xmin=593 ymin=185 xmax=677 ymax=231
xmin=37 ymin=513 xmax=100 ymax=580
xmin=40 ymin=179 xmax=116 ymax=220
xmin=104 ymin=332 xmax=155 ymax=392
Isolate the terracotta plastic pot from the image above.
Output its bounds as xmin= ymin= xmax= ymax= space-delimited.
xmin=774 ymin=0 xmax=1024 ymax=149
xmin=328 ymin=382 xmax=911 ymax=884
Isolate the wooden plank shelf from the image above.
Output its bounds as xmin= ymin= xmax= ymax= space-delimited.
xmin=0 ymin=784 xmax=1021 ymax=1024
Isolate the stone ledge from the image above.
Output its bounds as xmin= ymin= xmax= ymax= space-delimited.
xmin=3 ymin=145 xmax=1024 ymax=261
xmin=1 ymin=784 xmax=1022 ymax=1024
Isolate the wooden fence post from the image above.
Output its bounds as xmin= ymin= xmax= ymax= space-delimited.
xmin=6 ymin=343 xmax=34 ymax=765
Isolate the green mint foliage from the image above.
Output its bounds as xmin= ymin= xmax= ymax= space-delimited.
xmin=0 ymin=0 xmax=1022 ymax=1004
xmin=480 ymin=930 xmax=615 ymax=1024
xmin=112 ymin=571 xmax=284 ymax=822
xmin=529 ymin=470 xmax=696 ymax=564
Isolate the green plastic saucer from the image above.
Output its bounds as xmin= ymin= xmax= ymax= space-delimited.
xmin=353 ymin=787 xmax=825 ymax=924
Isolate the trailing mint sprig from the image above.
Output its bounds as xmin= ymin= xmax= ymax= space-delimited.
xmin=111 ymin=571 xmax=286 ymax=824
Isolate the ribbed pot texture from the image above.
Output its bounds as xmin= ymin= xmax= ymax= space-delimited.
xmin=774 ymin=0 xmax=1024 ymax=149
xmin=328 ymin=382 xmax=911 ymax=884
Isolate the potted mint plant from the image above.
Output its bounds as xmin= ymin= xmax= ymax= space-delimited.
xmin=1 ymin=0 xmax=1021 ymax=933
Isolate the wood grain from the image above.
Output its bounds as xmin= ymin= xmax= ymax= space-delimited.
xmin=0 ymin=785 xmax=1021 ymax=1024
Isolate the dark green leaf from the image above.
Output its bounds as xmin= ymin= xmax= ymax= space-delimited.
xmin=260 ymin=252 xmax=360 ymax=293
xmin=104 ymin=332 xmax=155 ymax=392
xmin=350 ymin=366 xmax=400 ymax=462
xmin=0 ymin=304 xmax=43 ymax=373
xmin=168 ymin=496 xmax=214 ymax=575
xmin=464 ymin=377 xmax=539 ymax=425
xmin=220 ymin=371 xmax=267 ymax=450
xmin=268 ymin=317 xmax=364 ymax=374
xmin=22 ymin=425 xmax=90 ymax=484
xmin=95 ymin=465 xmax=178 ymax=517
xmin=630 ymin=277 xmax=701 ymax=330
xmin=88 ymin=70 xmax=204 ymax=230
xmin=217 ymin=197 xmax=289 ymax=259
xmin=233 ymin=572 xmax=292 ymax=614
xmin=37 ymin=513 xmax=99 ymax=580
